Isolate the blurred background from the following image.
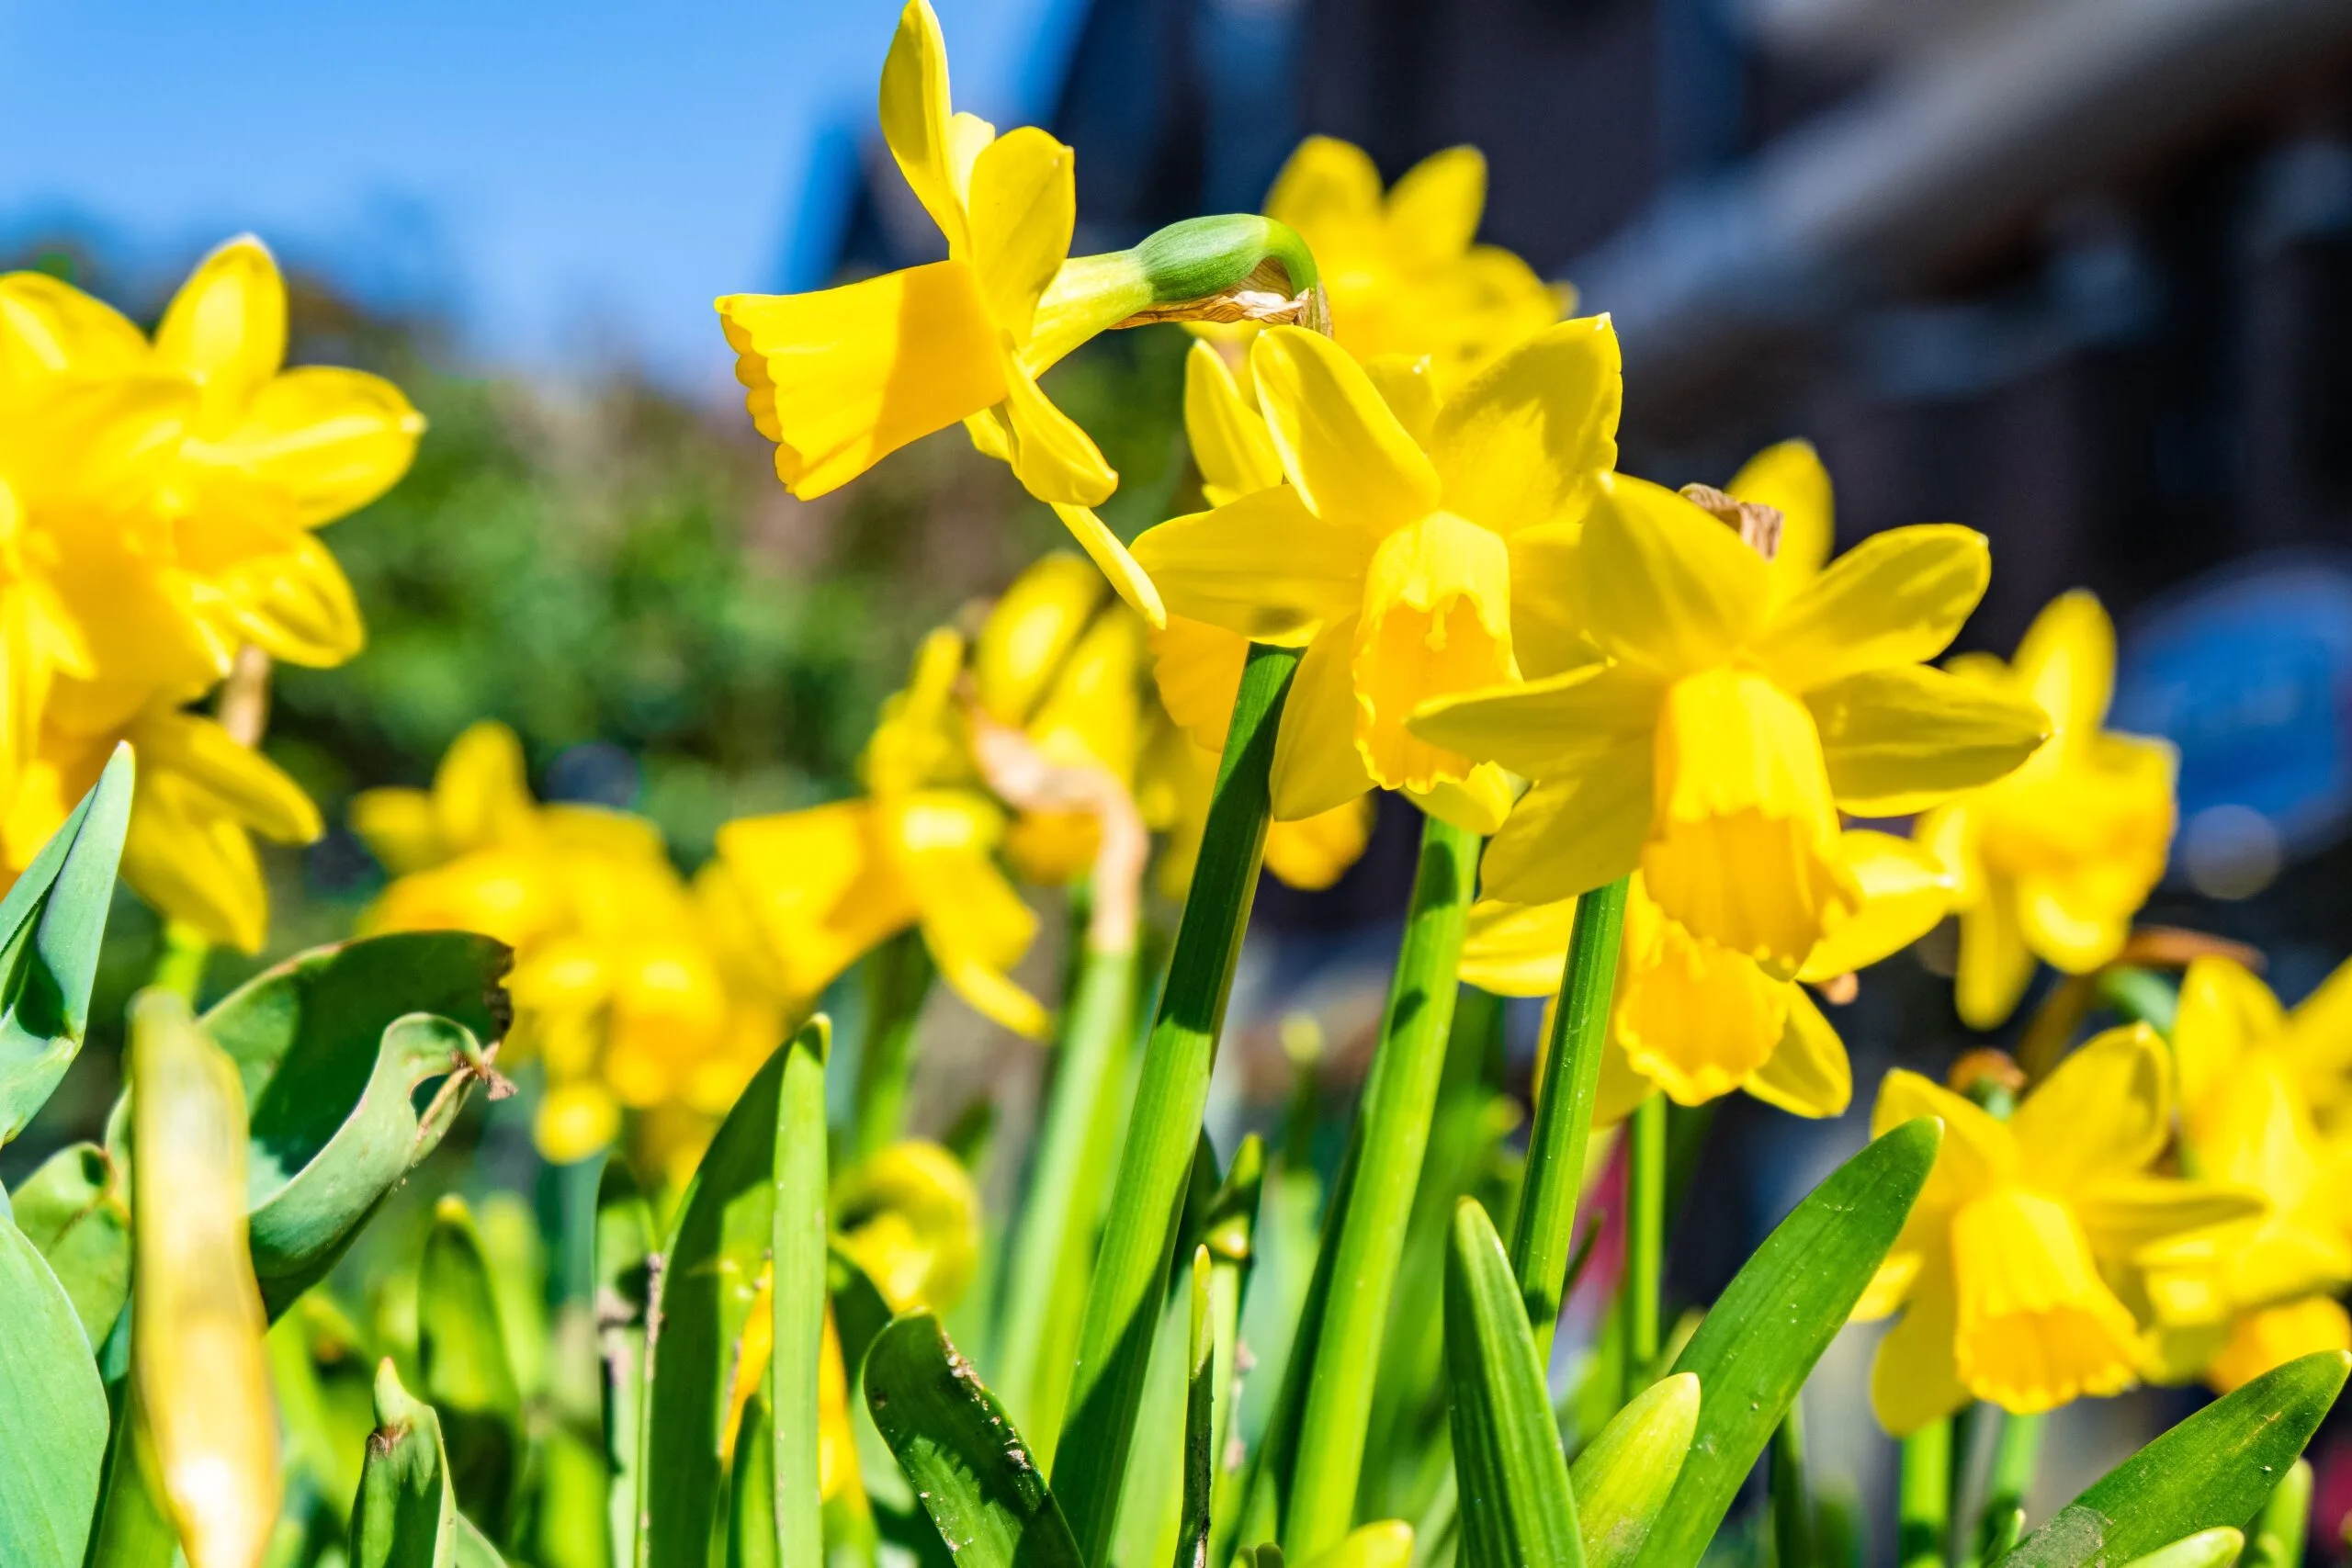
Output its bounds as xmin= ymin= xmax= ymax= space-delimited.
xmin=10 ymin=0 xmax=2352 ymax=1548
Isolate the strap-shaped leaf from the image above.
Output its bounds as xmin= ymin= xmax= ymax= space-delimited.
xmin=0 ymin=1202 xmax=107 ymax=1567
xmin=0 ymin=744 xmax=130 ymax=1144
xmin=772 ymin=1019 xmax=831 ymax=1568
xmin=420 ymin=1196 xmax=523 ymax=1540
xmin=596 ymin=1158 xmax=654 ymax=1568
xmin=863 ymin=1310 xmax=1085 ymax=1568
xmin=1445 ymin=1198 xmax=1584 ymax=1568
xmin=1634 ymin=1118 xmax=1941 ymax=1568
xmin=1570 ymin=1373 xmax=1698 ymax=1568
xmin=10 ymin=1140 xmax=130 ymax=1346
xmin=639 ymin=1019 xmax=828 ymax=1568
xmin=1997 ymin=1352 xmax=2348 ymax=1568
xmin=2119 ymin=1529 xmax=2245 ymax=1568
xmin=350 ymin=1358 xmax=511 ymax=1568
xmin=1179 ymin=1247 xmax=1216 ymax=1568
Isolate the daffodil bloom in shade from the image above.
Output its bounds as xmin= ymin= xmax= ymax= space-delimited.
xmin=1247 ymin=136 xmax=1563 ymax=389
xmin=718 ymin=629 xmax=1049 ymax=1039
xmin=1136 ymin=319 xmax=1621 ymax=821
xmin=1415 ymin=470 xmax=2050 ymax=976
xmin=1916 ymin=591 xmax=2177 ymax=1027
xmin=356 ymin=721 xmax=785 ymax=1174
xmin=1857 ymin=1027 xmax=2267 ymax=1431
xmin=832 ymin=1139 xmax=984 ymax=1313
xmin=2132 ymin=956 xmax=2352 ymax=1388
xmin=1462 ymin=829 xmax=1951 ymax=1120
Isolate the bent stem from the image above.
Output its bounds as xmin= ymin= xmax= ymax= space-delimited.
xmin=1282 ymin=812 xmax=1480 ymax=1561
xmin=1508 ymin=875 xmax=1628 ymax=1356
xmin=1900 ymin=1418 xmax=1953 ymax=1568
xmin=1051 ymin=642 xmax=1300 ymax=1568
xmin=1623 ymin=1089 xmax=1667 ymax=1401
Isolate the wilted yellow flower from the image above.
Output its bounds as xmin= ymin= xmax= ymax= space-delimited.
xmin=718 ymin=629 xmax=1048 ymax=1039
xmin=1858 ymin=1027 xmax=2264 ymax=1431
xmin=1245 ymin=136 xmax=1562 ymax=389
xmin=1462 ymin=830 xmax=1951 ymax=1120
xmin=1917 ymin=591 xmax=2177 ymax=1027
xmin=1416 ymin=458 xmax=2047 ymax=976
xmin=356 ymin=721 xmax=782 ymax=1169
xmin=1136 ymin=320 xmax=1619 ymax=823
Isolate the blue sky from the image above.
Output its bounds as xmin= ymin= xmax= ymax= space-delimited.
xmin=0 ymin=0 xmax=1086 ymax=391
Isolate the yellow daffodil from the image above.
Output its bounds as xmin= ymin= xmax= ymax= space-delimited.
xmin=2133 ymin=956 xmax=2352 ymax=1388
xmin=1145 ymin=714 xmax=1376 ymax=897
xmin=356 ymin=721 xmax=783 ymax=1172
xmin=1858 ymin=1028 xmax=2265 ymax=1430
xmin=1136 ymin=319 xmax=1620 ymax=828
xmin=1461 ymin=829 xmax=1951 ymax=1120
xmin=833 ymin=1139 xmax=984 ymax=1314
xmin=717 ymin=0 xmax=1167 ymax=626
xmin=1415 ymin=465 xmax=2048 ymax=977
xmin=1242 ymin=136 xmax=1562 ymax=389
xmin=1916 ymin=592 xmax=2177 ymax=1027
xmin=717 ymin=629 xmax=1049 ymax=1039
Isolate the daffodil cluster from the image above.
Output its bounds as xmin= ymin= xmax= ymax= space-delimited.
xmin=356 ymin=721 xmax=785 ymax=1179
xmin=0 ymin=238 xmax=421 ymax=950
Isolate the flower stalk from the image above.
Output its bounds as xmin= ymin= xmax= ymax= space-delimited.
xmin=1623 ymin=1089 xmax=1668 ymax=1401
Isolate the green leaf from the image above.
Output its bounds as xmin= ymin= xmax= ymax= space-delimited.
xmin=2118 ymin=1530 xmax=2245 ymax=1568
xmin=0 ymin=745 xmax=131 ymax=1145
xmin=1998 ymin=1352 xmax=2348 ymax=1568
xmin=772 ymin=1019 xmax=831 ymax=1568
xmin=729 ymin=1389 xmax=778 ymax=1568
xmin=1569 ymin=1373 xmax=1698 ymax=1568
xmin=1444 ymin=1199 xmax=1583 ymax=1568
xmin=420 ymin=1196 xmax=524 ymax=1540
xmin=595 ymin=1158 xmax=655 ymax=1568
xmin=455 ymin=1514 xmax=510 ymax=1567
xmin=639 ymin=1021 xmax=827 ymax=1568
xmin=1634 ymin=1118 xmax=1941 ymax=1568
xmin=1296 ymin=1522 xmax=1415 ymax=1568
xmin=863 ymin=1310 xmax=1085 ymax=1568
xmin=10 ymin=1140 xmax=130 ymax=1346
xmin=0 ymin=1203 xmax=107 ymax=1566
xmin=351 ymin=1359 xmax=459 ymax=1568
xmin=198 ymin=931 xmax=514 ymax=1316
xmin=1179 ymin=1247 xmax=1216 ymax=1568
xmin=2239 ymin=1459 xmax=2311 ymax=1568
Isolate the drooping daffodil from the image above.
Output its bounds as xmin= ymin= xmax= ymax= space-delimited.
xmin=1461 ymin=829 xmax=1953 ymax=1120
xmin=1916 ymin=591 xmax=2177 ymax=1028
xmin=1414 ymin=458 xmax=2049 ymax=977
xmin=1135 ymin=318 xmax=1621 ymax=828
xmin=717 ymin=627 xmax=1050 ymax=1039
xmin=1860 ymin=1028 xmax=2267 ymax=1429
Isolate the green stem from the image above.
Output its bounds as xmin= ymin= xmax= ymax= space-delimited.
xmin=993 ymin=936 xmax=1138 ymax=1464
xmin=1969 ymin=1411 xmax=2040 ymax=1567
xmin=148 ymin=920 xmax=209 ymax=1004
xmin=851 ymin=928 xmax=933 ymax=1162
xmin=1282 ymin=813 xmax=1480 ymax=1561
xmin=2096 ymin=965 xmax=2177 ymax=1039
xmin=1507 ymin=876 xmax=1628 ymax=1358
xmin=1623 ymin=1091 xmax=1667 ymax=1400
xmin=772 ymin=1024 xmax=831 ymax=1568
xmin=1051 ymin=642 xmax=1299 ymax=1568
xmin=1900 ymin=1419 xmax=1953 ymax=1568
xmin=2242 ymin=1458 xmax=2312 ymax=1568
xmin=1771 ymin=1395 xmax=1813 ymax=1568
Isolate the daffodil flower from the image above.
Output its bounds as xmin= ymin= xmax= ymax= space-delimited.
xmin=718 ymin=629 xmax=1049 ymax=1039
xmin=1415 ymin=467 xmax=2048 ymax=976
xmin=1858 ymin=1027 xmax=2265 ymax=1431
xmin=1461 ymin=829 xmax=1951 ymax=1119
xmin=1916 ymin=591 xmax=2177 ymax=1028
xmin=1136 ymin=319 xmax=1621 ymax=829
xmin=2133 ymin=956 xmax=2352 ymax=1389
xmin=1224 ymin=136 xmax=1563 ymax=391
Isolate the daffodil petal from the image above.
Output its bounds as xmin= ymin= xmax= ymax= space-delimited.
xmin=1409 ymin=660 xmax=1654 ymax=787
xmin=1406 ymin=762 xmax=1515 ymax=836
xmin=1263 ymin=795 xmax=1376 ymax=892
xmin=1130 ymin=487 xmax=1370 ymax=645
xmin=348 ymin=787 xmax=439 ymax=877
xmin=1507 ymin=521 xmax=1589 ymax=680
xmin=1872 ymin=1067 xmax=2018 ymax=1205
xmin=200 ymin=367 xmax=424 ymax=528
xmin=128 ymin=710 xmax=322 ymax=843
xmin=877 ymin=0 xmax=968 ymax=250
xmin=1753 ymin=525 xmax=1990 ymax=693
xmin=1047 ymin=504 xmax=1164 ymax=628
xmin=2207 ymin=1298 xmax=2352 ymax=1393
xmin=1729 ymin=439 xmax=1833 ymax=609
xmin=1871 ymin=1251 xmax=1971 ymax=1436
xmin=1808 ymin=664 xmax=2050 ymax=814
xmin=1459 ymin=897 xmax=1577 ymax=998
xmin=2173 ymin=957 xmax=2283 ymax=1123
xmin=2012 ymin=1023 xmax=2170 ymax=1193
xmin=1853 ymin=1247 xmax=1923 ymax=1323
xmin=0 ymin=270 xmax=148 ymax=377
xmin=122 ymin=773 xmax=271 ymax=953
xmin=1477 ymin=734 xmax=1651 ymax=906
xmin=2014 ymin=589 xmax=2115 ymax=738
xmin=2283 ymin=953 xmax=2352 ymax=1098
xmin=1150 ymin=615 xmax=1248 ymax=753
xmin=1614 ymin=888 xmax=1790 ymax=1106
xmin=1430 ymin=316 xmax=1621 ymax=536
xmin=1577 ymin=472 xmax=1768 ymax=679
xmin=966 ymin=126 xmax=1075 ymax=341
xmin=1950 ymin=1186 xmax=2143 ymax=1413
xmin=2016 ymin=878 xmax=2132 ymax=974
xmin=1272 ymin=619 xmax=1375 ymax=820
xmin=1797 ymin=830 xmax=1956 ymax=982
xmin=1001 ymin=358 xmax=1117 ymax=506
xmin=1742 ymin=988 xmax=1851 ymax=1118
xmin=1184 ymin=340 xmax=1282 ymax=503
xmin=1362 ymin=355 xmax=1440 ymax=446
xmin=1250 ymin=325 xmax=1441 ymax=533
xmin=1351 ymin=512 xmax=1514 ymax=792
xmin=1263 ymin=135 xmax=1385 ymax=255
xmin=2071 ymin=1178 xmax=2267 ymax=1258
xmin=1954 ymin=877 xmax=2036 ymax=1030
xmin=718 ymin=261 xmax=1005 ymax=498
xmin=1383 ymin=145 xmax=1486 ymax=268
xmin=155 ymin=235 xmax=286 ymax=429
xmin=718 ymin=800 xmax=921 ymax=1003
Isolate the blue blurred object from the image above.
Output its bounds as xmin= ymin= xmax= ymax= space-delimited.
xmin=2111 ymin=553 xmax=2352 ymax=897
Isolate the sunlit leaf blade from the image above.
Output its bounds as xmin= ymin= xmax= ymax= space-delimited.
xmin=0 ymin=744 xmax=131 ymax=1144
xmin=2118 ymin=1529 xmax=2245 ymax=1568
xmin=1179 ymin=1247 xmax=1216 ymax=1568
xmin=0 ymin=1198 xmax=108 ymax=1566
xmin=729 ymin=1389 xmax=778 ymax=1568
xmin=10 ymin=1140 xmax=130 ymax=1346
xmin=455 ymin=1513 xmax=510 ymax=1566
xmin=350 ymin=1356 xmax=513 ymax=1568
xmin=772 ymin=1019 xmax=831 ymax=1568
xmin=1570 ymin=1372 xmax=1698 ymax=1568
xmin=420 ymin=1196 xmax=524 ymax=1540
xmin=595 ymin=1157 xmax=654 ymax=1568
xmin=862 ymin=1310 xmax=1085 ymax=1568
xmin=1634 ymin=1118 xmax=1941 ymax=1568
xmin=1297 ymin=1521 xmax=1415 ymax=1568
xmin=1997 ymin=1352 xmax=2348 ymax=1568
xmin=1444 ymin=1198 xmax=1584 ymax=1568
xmin=2240 ymin=1459 xmax=2311 ymax=1568
xmin=130 ymin=987 xmax=282 ymax=1568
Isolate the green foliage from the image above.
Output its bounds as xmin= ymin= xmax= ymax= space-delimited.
xmin=10 ymin=1141 xmax=130 ymax=1345
xmin=419 ymin=1197 xmax=525 ymax=1538
xmin=350 ymin=1359 xmax=509 ymax=1568
xmin=1569 ymin=1373 xmax=1698 ymax=1568
xmin=0 ymin=1197 xmax=109 ymax=1567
